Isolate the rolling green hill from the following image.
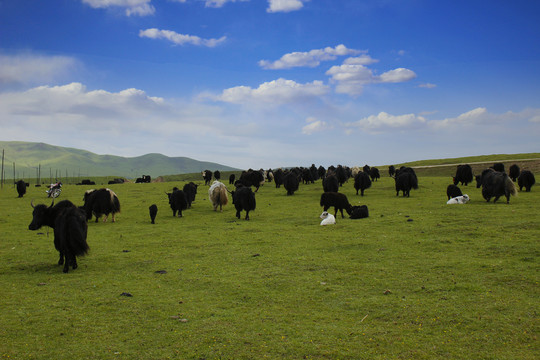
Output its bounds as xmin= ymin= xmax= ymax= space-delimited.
xmin=0 ymin=141 xmax=240 ymax=179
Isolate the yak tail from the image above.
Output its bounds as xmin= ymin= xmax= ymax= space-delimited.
xmin=219 ymin=186 xmax=229 ymax=206
xmin=64 ymin=210 xmax=90 ymax=257
xmin=505 ymin=175 xmax=518 ymax=197
xmin=107 ymin=189 xmax=121 ymax=213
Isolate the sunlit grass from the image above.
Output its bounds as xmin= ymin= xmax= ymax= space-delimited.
xmin=1 ymin=174 xmax=538 ymax=359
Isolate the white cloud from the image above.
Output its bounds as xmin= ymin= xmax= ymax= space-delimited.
xmin=267 ymin=0 xmax=307 ymax=13
xmin=326 ymin=64 xmax=416 ymax=95
xmin=259 ymin=45 xmax=361 ymax=69
xmin=139 ymin=28 xmax=226 ymax=47
xmin=302 ymin=117 xmax=328 ymax=135
xmin=82 ymin=0 xmax=155 ymax=16
xmin=346 ymin=112 xmax=426 ymax=132
xmin=205 ymin=0 xmax=249 ymax=8
xmin=217 ymin=78 xmax=329 ymax=104
xmin=428 ymin=107 xmax=488 ymax=129
xmin=419 ymin=83 xmax=437 ymax=89
xmin=343 ymin=55 xmax=379 ymax=66
xmin=0 ymin=53 xmax=79 ymax=86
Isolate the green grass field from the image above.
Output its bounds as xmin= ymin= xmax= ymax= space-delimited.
xmin=0 ymin=173 xmax=538 ymax=359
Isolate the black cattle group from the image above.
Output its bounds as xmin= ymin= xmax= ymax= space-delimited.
xmin=20 ymin=161 xmax=535 ymax=273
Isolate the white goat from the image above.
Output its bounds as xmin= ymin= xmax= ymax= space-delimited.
xmin=446 ymin=194 xmax=470 ymax=204
xmin=319 ymin=211 xmax=336 ymax=225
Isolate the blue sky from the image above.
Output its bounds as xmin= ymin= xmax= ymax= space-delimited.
xmin=1 ymin=0 xmax=539 ymax=169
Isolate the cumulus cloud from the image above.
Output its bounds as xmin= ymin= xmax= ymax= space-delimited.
xmin=0 ymin=53 xmax=79 ymax=86
xmin=346 ymin=112 xmax=426 ymax=132
xmin=302 ymin=117 xmax=328 ymax=135
xmin=139 ymin=28 xmax=226 ymax=47
xmin=326 ymin=64 xmax=416 ymax=95
xmin=267 ymin=0 xmax=308 ymax=13
xmin=343 ymin=55 xmax=379 ymax=66
xmin=82 ymin=0 xmax=155 ymax=16
xmin=259 ymin=45 xmax=361 ymax=70
xmin=217 ymin=78 xmax=329 ymax=105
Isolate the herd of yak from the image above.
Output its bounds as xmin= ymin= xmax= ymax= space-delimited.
xmin=14 ymin=161 xmax=536 ymax=273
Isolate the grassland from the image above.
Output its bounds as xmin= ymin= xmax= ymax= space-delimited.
xmin=0 ymin=170 xmax=538 ymax=359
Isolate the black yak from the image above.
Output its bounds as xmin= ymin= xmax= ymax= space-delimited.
xmin=354 ymin=171 xmax=372 ymax=196
xmin=323 ymin=174 xmax=339 ymax=193
xmin=335 ymin=166 xmax=348 ymax=187
xmin=453 ymin=164 xmax=473 ymax=186
xmin=213 ymin=170 xmax=221 ymax=181
xmin=183 ymin=182 xmax=198 ymax=208
xmin=16 ymin=180 xmax=27 ymax=198
xmin=167 ymin=187 xmax=188 ymax=217
xmin=202 ymin=170 xmax=212 ymax=186
xmin=349 ymin=205 xmax=369 ymax=219
xmin=83 ymin=188 xmax=121 ymax=222
xmin=518 ymin=170 xmax=535 ymax=192
xmin=149 ymin=204 xmax=158 ymax=224
xmin=208 ymin=181 xmax=228 ymax=212
xmin=320 ymin=192 xmax=352 ymax=219
xmin=273 ymin=168 xmax=284 ymax=188
xmin=509 ymin=164 xmax=520 ymax=182
xmin=239 ymin=169 xmax=265 ymax=192
xmin=229 ymin=173 xmax=236 ymax=185
xmin=447 ymin=184 xmax=463 ymax=200
xmin=388 ymin=165 xmax=396 ymax=178
xmin=476 ymin=168 xmax=517 ymax=203
xmin=283 ymin=171 xmax=299 ymax=196
xmin=28 ymin=199 xmax=89 ymax=273
xmin=370 ymin=167 xmax=380 ymax=182
xmin=135 ymin=175 xmax=151 ymax=183
xmin=394 ymin=167 xmax=418 ymax=197
xmin=232 ymin=185 xmax=256 ymax=220
xmin=492 ymin=163 xmax=505 ymax=173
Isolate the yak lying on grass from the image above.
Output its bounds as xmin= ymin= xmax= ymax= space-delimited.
xmin=28 ymin=199 xmax=89 ymax=273
xmin=476 ymin=168 xmax=517 ymax=203
xmin=349 ymin=205 xmax=369 ymax=219
xmin=447 ymin=195 xmax=470 ymax=204
xmin=446 ymin=184 xmax=463 ymax=200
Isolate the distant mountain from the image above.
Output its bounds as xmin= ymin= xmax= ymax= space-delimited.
xmin=0 ymin=141 xmax=240 ymax=179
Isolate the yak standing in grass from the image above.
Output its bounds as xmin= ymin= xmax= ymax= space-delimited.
xmin=83 ymin=188 xmax=121 ymax=222
xmin=323 ymin=174 xmax=339 ymax=193
xmin=476 ymin=168 xmax=517 ymax=203
xmin=208 ymin=181 xmax=228 ymax=212
xmin=354 ymin=171 xmax=372 ymax=196
xmin=518 ymin=170 xmax=536 ymax=192
xmin=283 ymin=171 xmax=300 ymax=196
xmin=202 ymin=170 xmax=212 ymax=186
xmin=394 ymin=167 xmax=418 ymax=197
xmin=183 ymin=182 xmax=198 ymax=208
xmin=453 ymin=164 xmax=473 ymax=186
xmin=509 ymin=164 xmax=520 ymax=182
xmin=232 ymin=185 xmax=256 ymax=220
xmin=167 ymin=187 xmax=188 ymax=217
xmin=149 ymin=204 xmax=158 ymax=224
xmin=16 ymin=180 xmax=28 ymax=198
xmin=320 ymin=192 xmax=352 ymax=219
xmin=28 ymin=199 xmax=89 ymax=273
xmin=273 ymin=168 xmax=284 ymax=188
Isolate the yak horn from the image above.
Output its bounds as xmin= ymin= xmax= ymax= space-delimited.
xmin=50 ymin=198 xmax=55 ymax=208
xmin=31 ymin=199 xmax=35 ymax=208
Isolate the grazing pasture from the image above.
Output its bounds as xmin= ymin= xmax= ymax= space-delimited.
xmin=0 ymin=174 xmax=538 ymax=359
